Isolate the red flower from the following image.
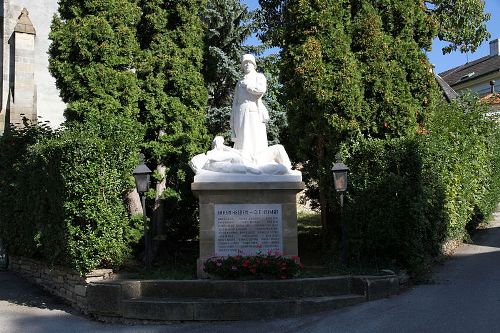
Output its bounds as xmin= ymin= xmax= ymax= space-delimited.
xmin=204 ymin=253 xmax=302 ymax=279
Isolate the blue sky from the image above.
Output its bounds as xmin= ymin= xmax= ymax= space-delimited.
xmin=241 ymin=0 xmax=499 ymax=74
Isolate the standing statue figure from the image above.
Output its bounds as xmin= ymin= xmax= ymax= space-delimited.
xmin=230 ymin=54 xmax=269 ymax=156
xmin=190 ymin=54 xmax=301 ymax=180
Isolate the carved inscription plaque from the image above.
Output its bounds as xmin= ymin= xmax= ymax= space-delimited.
xmin=214 ymin=204 xmax=282 ymax=256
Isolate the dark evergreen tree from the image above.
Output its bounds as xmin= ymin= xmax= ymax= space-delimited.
xmin=137 ymin=0 xmax=209 ymax=242
xmin=50 ymin=0 xmax=212 ymax=262
xmin=202 ymin=0 xmax=287 ymax=145
xmin=202 ymin=0 xmax=254 ymax=138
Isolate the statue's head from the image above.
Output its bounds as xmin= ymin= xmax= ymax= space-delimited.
xmin=212 ymin=136 xmax=225 ymax=150
xmin=241 ymin=54 xmax=257 ymax=73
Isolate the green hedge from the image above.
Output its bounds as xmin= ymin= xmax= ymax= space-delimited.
xmin=344 ymin=95 xmax=500 ymax=272
xmin=0 ymin=116 xmax=143 ymax=273
xmin=421 ymin=95 xmax=500 ymax=239
xmin=345 ymin=137 xmax=435 ymax=271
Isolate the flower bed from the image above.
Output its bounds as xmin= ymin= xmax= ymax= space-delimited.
xmin=203 ymin=252 xmax=302 ymax=280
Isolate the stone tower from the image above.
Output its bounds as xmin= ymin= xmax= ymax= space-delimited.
xmin=0 ymin=0 xmax=64 ymax=135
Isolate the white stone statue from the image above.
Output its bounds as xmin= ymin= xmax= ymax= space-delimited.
xmin=190 ymin=54 xmax=301 ymax=182
xmin=231 ymin=54 xmax=269 ymax=155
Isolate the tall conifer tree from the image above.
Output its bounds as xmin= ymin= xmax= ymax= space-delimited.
xmin=49 ymin=0 xmax=142 ymax=123
xmin=49 ymin=1 xmax=144 ymax=214
xmin=47 ymin=0 xmax=144 ymax=271
xmin=137 ymin=0 xmax=209 ymax=241
xmin=279 ymin=0 xmax=364 ymax=239
xmin=349 ymin=1 xmax=438 ymax=138
xmin=258 ymin=0 xmax=489 ymax=245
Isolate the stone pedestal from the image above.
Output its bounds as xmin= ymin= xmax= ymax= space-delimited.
xmin=192 ymin=181 xmax=304 ymax=278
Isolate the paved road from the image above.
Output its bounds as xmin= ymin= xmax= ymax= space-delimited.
xmin=1 ymin=207 xmax=500 ymax=333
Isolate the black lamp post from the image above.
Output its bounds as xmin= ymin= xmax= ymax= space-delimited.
xmin=133 ymin=153 xmax=152 ymax=270
xmin=332 ymin=153 xmax=349 ymax=265
xmin=0 ymin=239 xmax=8 ymax=270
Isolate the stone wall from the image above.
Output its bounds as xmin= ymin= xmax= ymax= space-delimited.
xmin=9 ymin=256 xmax=113 ymax=312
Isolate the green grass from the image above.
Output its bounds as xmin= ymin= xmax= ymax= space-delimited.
xmin=117 ymin=262 xmax=197 ymax=280
xmin=297 ymin=210 xmax=321 ymax=233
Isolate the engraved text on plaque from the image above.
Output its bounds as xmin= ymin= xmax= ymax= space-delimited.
xmin=214 ymin=204 xmax=282 ymax=256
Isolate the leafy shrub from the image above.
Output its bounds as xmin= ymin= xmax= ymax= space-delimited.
xmin=345 ymin=137 xmax=438 ymax=271
xmin=0 ymin=121 xmax=56 ymax=259
xmin=0 ymin=116 xmax=143 ymax=273
xmin=204 ymin=253 xmax=302 ymax=280
xmin=420 ymin=94 xmax=500 ymax=240
xmin=342 ymin=94 xmax=500 ymax=273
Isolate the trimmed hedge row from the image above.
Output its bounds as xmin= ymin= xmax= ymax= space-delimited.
xmin=343 ymin=95 xmax=500 ymax=272
xmin=0 ymin=117 xmax=143 ymax=274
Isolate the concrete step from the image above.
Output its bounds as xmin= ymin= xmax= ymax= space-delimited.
xmin=133 ymin=276 xmax=352 ymax=299
xmin=87 ymin=275 xmax=399 ymax=321
xmin=121 ymin=294 xmax=366 ymax=321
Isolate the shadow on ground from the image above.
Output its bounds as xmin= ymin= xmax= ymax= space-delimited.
xmin=0 ymin=271 xmax=73 ymax=312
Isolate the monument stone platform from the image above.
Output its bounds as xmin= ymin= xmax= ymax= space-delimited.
xmin=192 ymin=180 xmax=304 ymax=278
